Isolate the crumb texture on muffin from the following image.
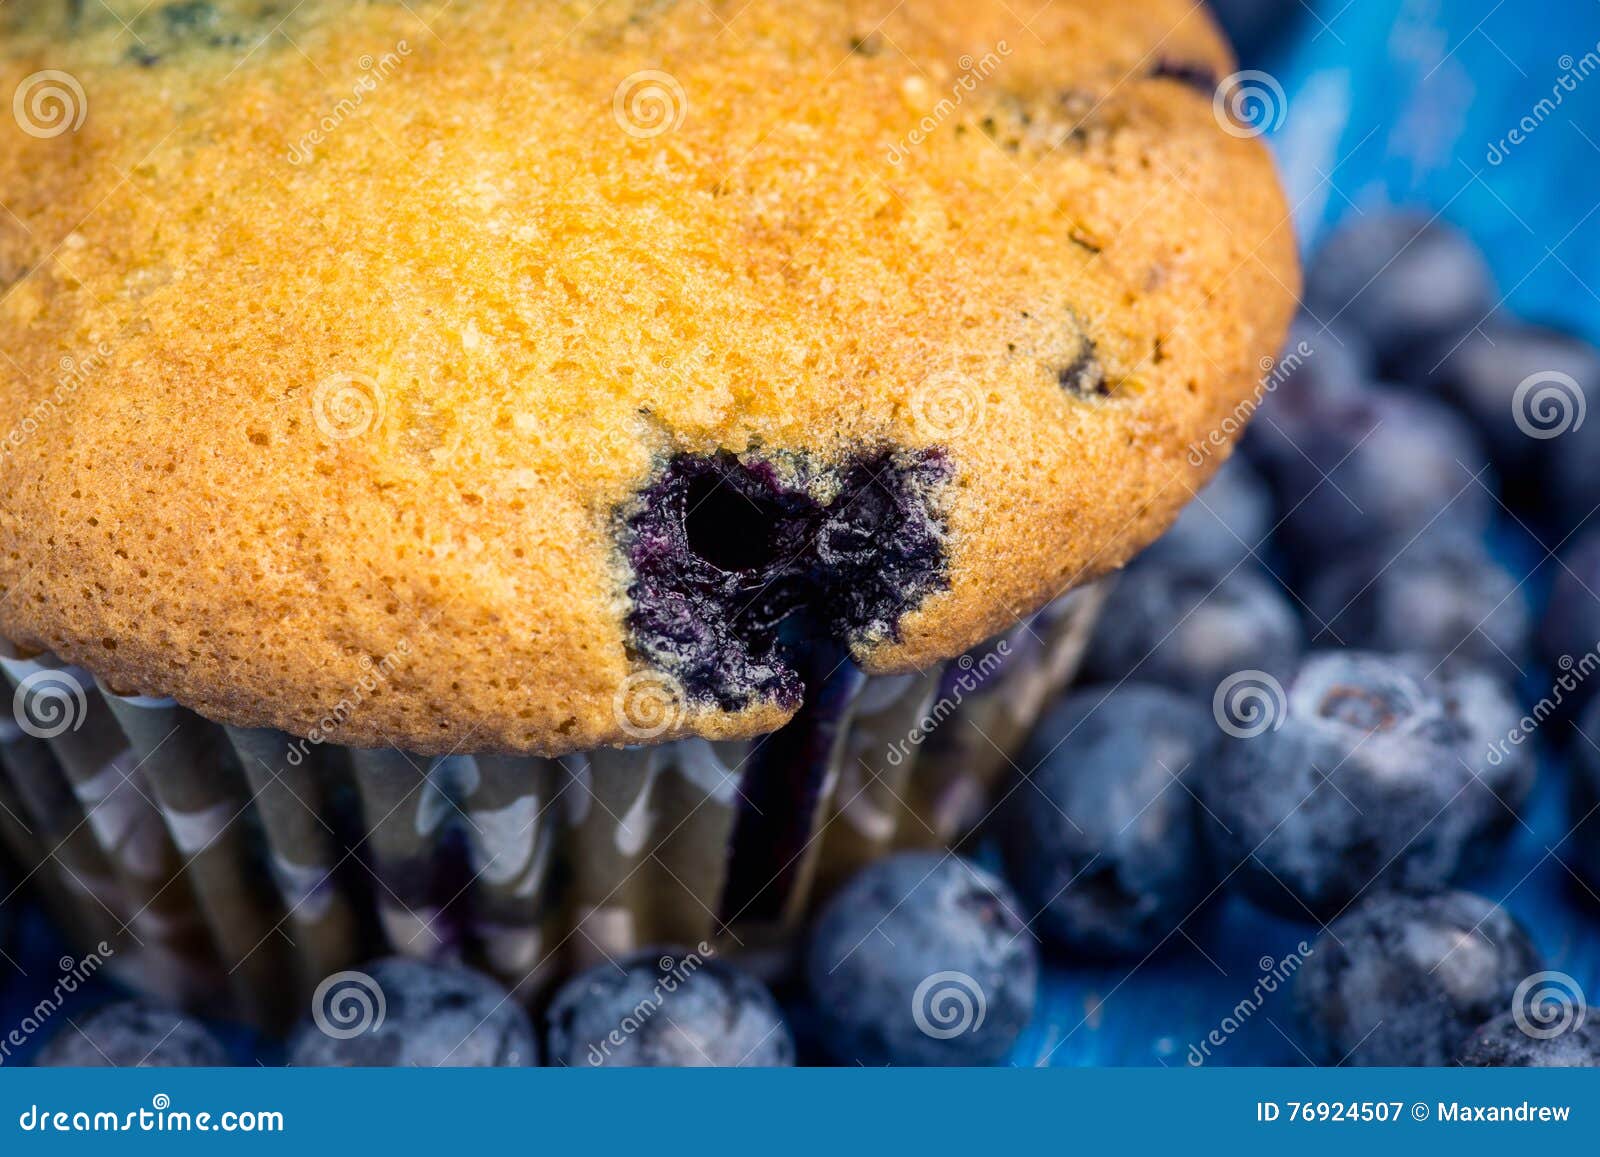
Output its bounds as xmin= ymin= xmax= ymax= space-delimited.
xmin=0 ymin=0 xmax=1297 ymax=753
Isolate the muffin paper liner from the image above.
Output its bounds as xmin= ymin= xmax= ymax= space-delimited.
xmin=0 ymin=582 xmax=1105 ymax=1028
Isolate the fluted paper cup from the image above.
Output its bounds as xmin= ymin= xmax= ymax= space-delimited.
xmin=0 ymin=582 xmax=1105 ymax=1028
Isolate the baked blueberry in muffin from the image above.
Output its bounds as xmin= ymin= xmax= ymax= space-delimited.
xmin=622 ymin=449 xmax=950 ymax=712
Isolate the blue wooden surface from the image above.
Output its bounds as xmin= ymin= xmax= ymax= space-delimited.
xmin=4 ymin=0 xmax=1600 ymax=1067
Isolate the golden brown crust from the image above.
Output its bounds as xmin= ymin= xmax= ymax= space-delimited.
xmin=0 ymin=0 xmax=1297 ymax=754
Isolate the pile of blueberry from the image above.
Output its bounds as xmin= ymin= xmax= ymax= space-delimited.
xmin=988 ymin=209 xmax=1600 ymax=1068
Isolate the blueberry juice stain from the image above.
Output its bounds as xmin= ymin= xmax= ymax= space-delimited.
xmin=620 ymin=447 xmax=953 ymax=926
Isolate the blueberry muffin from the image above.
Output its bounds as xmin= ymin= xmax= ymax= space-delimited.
xmin=0 ymin=0 xmax=1293 ymax=750
xmin=0 ymin=0 xmax=1295 ymax=1022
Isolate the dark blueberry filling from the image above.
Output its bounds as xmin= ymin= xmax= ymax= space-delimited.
xmin=719 ymin=649 xmax=863 ymax=926
xmin=1056 ymin=339 xmax=1107 ymax=396
xmin=621 ymin=448 xmax=950 ymax=711
xmin=1149 ymin=59 xmax=1220 ymax=94
xmin=125 ymin=0 xmax=250 ymax=65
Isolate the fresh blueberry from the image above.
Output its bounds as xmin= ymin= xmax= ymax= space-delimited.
xmin=1395 ymin=654 xmax=1536 ymax=870
xmin=1295 ymin=890 xmax=1541 ymax=1066
xmin=805 ymin=852 xmax=1038 ymax=1066
xmin=544 ymin=949 xmax=793 ymax=1067
xmin=1395 ymin=322 xmax=1600 ymax=480
xmin=36 ymin=999 xmax=228 ymax=1067
xmin=1000 ymin=685 xmax=1218 ymax=956
xmin=1141 ymin=457 xmax=1274 ymax=575
xmin=1083 ymin=562 xmax=1303 ymax=700
xmin=1306 ymin=529 xmax=1532 ymax=677
xmin=1251 ymin=382 xmax=1494 ymax=571
xmin=286 ymin=958 xmax=536 ymax=1067
xmin=1204 ymin=652 xmax=1527 ymax=917
xmin=1457 ymin=1010 xmax=1600 ymax=1067
xmin=1303 ymin=214 xmax=1496 ymax=367
xmin=1539 ymin=529 xmax=1600 ymax=709
xmin=622 ymin=449 xmax=949 ymax=711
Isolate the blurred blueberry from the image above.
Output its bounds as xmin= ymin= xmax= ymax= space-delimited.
xmin=1539 ymin=530 xmax=1600 ymax=707
xmin=1204 ymin=652 xmax=1523 ymax=917
xmin=1295 ymin=890 xmax=1541 ymax=1066
xmin=287 ymin=958 xmax=535 ymax=1067
xmin=1279 ymin=313 xmax=1376 ymax=394
xmin=1251 ymin=383 xmax=1493 ymax=571
xmin=1306 ymin=529 xmax=1531 ymax=677
xmin=1000 ymin=685 xmax=1218 ymax=957
xmin=36 ymin=999 xmax=228 ymax=1067
xmin=1205 ymin=0 xmax=1305 ymax=61
xmin=1241 ymin=316 xmax=1371 ymax=466
xmin=1395 ymin=322 xmax=1600 ymax=479
xmin=1141 ymin=456 xmax=1274 ymax=575
xmin=1083 ymin=563 xmax=1302 ymax=699
xmin=544 ymin=949 xmax=793 ymax=1067
xmin=805 ymin=852 xmax=1037 ymax=1066
xmin=1304 ymin=214 xmax=1496 ymax=367
xmin=1457 ymin=1010 xmax=1600 ymax=1067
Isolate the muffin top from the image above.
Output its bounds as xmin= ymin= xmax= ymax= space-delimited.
xmin=0 ymin=0 xmax=1296 ymax=755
